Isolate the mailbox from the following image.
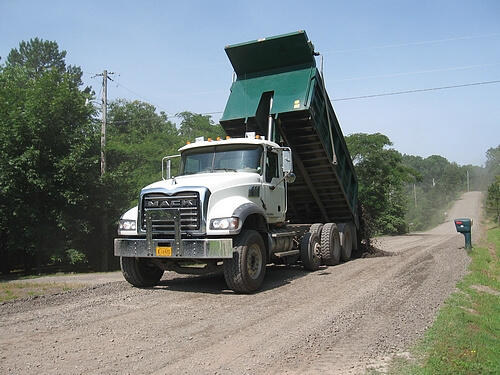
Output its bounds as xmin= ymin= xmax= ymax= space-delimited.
xmin=454 ymin=218 xmax=473 ymax=249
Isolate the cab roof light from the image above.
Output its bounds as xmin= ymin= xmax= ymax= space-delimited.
xmin=255 ymin=134 xmax=260 ymax=139
xmin=186 ymin=141 xmax=191 ymax=145
xmin=216 ymin=136 xmax=221 ymax=141
xmin=226 ymin=136 xmax=231 ymax=140
xmin=207 ymin=137 xmax=212 ymax=142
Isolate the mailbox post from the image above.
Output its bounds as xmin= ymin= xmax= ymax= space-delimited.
xmin=454 ymin=218 xmax=473 ymax=249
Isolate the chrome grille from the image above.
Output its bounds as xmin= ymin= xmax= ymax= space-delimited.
xmin=141 ymin=192 xmax=200 ymax=233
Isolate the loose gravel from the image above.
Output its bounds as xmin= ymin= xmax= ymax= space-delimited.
xmin=0 ymin=192 xmax=482 ymax=374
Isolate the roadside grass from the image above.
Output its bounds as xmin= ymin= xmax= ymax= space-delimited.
xmin=1 ymin=270 xmax=121 ymax=282
xmin=386 ymin=224 xmax=500 ymax=375
xmin=0 ymin=281 xmax=84 ymax=302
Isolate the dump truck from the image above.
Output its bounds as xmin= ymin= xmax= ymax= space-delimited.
xmin=114 ymin=31 xmax=359 ymax=292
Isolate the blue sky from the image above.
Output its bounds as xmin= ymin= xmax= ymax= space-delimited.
xmin=1 ymin=0 xmax=499 ymax=166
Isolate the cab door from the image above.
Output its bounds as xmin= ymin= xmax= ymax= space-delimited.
xmin=261 ymin=147 xmax=286 ymax=223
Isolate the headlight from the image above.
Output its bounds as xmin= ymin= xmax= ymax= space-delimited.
xmin=209 ymin=217 xmax=239 ymax=230
xmin=119 ymin=219 xmax=136 ymax=231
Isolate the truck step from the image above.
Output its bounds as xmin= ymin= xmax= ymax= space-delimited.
xmin=271 ymin=231 xmax=297 ymax=238
xmin=273 ymin=250 xmax=300 ymax=258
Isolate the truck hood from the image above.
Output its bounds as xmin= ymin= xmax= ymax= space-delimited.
xmin=142 ymin=172 xmax=261 ymax=194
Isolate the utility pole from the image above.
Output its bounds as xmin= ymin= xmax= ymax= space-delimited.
xmin=467 ymin=170 xmax=470 ymax=192
xmin=93 ymin=70 xmax=114 ymax=271
xmin=101 ymin=70 xmax=108 ymax=176
xmin=413 ymin=183 xmax=417 ymax=208
xmin=94 ymin=70 xmax=114 ymax=176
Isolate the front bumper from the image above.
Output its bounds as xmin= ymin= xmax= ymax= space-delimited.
xmin=116 ymin=208 xmax=233 ymax=259
xmin=114 ymin=238 xmax=234 ymax=258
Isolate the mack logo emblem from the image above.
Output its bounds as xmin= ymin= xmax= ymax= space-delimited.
xmin=146 ymin=198 xmax=196 ymax=208
xmin=146 ymin=200 xmax=159 ymax=207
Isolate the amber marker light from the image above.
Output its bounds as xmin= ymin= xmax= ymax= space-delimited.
xmin=207 ymin=138 xmax=212 ymax=142
xmin=226 ymin=136 xmax=231 ymax=140
xmin=255 ymin=134 xmax=261 ymax=139
xmin=216 ymin=136 xmax=221 ymax=141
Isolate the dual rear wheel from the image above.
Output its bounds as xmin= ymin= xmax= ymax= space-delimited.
xmin=302 ymin=222 xmax=354 ymax=269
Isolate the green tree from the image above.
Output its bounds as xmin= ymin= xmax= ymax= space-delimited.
xmin=106 ymin=99 xmax=180 ymax=206
xmin=177 ymin=111 xmax=224 ymax=141
xmin=486 ymin=176 xmax=500 ymax=224
xmin=0 ymin=39 xmax=97 ymax=274
xmin=6 ymin=37 xmax=83 ymax=85
xmin=485 ymin=145 xmax=500 ymax=223
xmin=485 ymin=145 xmax=500 ymax=182
xmin=402 ymin=154 xmax=481 ymax=231
xmin=346 ymin=133 xmax=416 ymax=235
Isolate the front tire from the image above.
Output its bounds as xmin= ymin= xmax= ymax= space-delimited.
xmin=120 ymin=257 xmax=164 ymax=287
xmin=223 ymin=230 xmax=266 ymax=293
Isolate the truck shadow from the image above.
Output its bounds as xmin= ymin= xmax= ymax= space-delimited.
xmin=152 ymin=264 xmax=311 ymax=294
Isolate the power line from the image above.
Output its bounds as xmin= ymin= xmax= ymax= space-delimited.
xmin=90 ymin=73 xmax=175 ymax=116
xmin=324 ymin=33 xmax=500 ymax=54
xmin=96 ymin=77 xmax=500 ymax=124
xmin=113 ymin=80 xmax=174 ymax=116
xmin=332 ymin=79 xmax=500 ymax=101
xmin=333 ymin=62 xmax=500 ymax=82
xmin=198 ymin=111 xmax=223 ymax=115
xmin=108 ymin=111 xmax=222 ymax=125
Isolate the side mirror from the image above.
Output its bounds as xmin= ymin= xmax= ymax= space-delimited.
xmin=162 ymin=154 xmax=181 ymax=180
xmin=270 ymin=172 xmax=296 ymax=190
xmin=285 ymin=172 xmax=296 ymax=184
xmin=282 ymin=148 xmax=293 ymax=174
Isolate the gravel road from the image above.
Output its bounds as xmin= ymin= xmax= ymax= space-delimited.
xmin=0 ymin=191 xmax=483 ymax=375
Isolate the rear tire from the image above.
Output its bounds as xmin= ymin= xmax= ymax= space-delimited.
xmin=223 ymin=230 xmax=266 ymax=293
xmin=300 ymin=232 xmax=321 ymax=271
xmin=120 ymin=257 xmax=164 ymax=287
xmin=340 ymin=224 xmax=353 ymax=261
xmin=321 ymin=223 xmax=341 ymax=266
xmin=309 ymin=223 xmax=323 ymax=236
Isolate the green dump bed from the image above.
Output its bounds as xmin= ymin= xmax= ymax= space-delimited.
xmin=220 ymin=31 xmax=359 ymax=228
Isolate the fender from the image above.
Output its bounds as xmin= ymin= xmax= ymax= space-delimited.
xmin=232 ymin=202 xmax=268 ymax=232
xmin=233 ymin=202 xmax=270 ymax=261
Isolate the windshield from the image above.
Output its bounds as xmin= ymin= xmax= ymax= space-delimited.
xmin=180 ymin=145 xmax=263 ymax=175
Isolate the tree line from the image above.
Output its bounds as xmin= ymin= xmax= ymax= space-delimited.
xmin=0 ymin=38 xmax=224 ymax=274
xmin=0 ymin=38 xmax=497 ymax=275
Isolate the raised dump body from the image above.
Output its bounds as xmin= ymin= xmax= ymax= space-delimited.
xmin=220 ymin=31 xmax=359 ymax=228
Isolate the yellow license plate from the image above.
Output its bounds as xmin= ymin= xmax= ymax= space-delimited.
xmin=156 ymin=246 xmax=172 ymax=257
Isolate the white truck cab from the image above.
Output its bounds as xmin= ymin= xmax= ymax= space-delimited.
xmin=115 ymin=133 xmax=296 ymax=292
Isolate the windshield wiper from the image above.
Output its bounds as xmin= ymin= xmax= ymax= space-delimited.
xmin=211 ymin=168 xmax=237 ymax=172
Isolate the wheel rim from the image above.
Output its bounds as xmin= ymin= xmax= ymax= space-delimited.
xmin=247 ymin=244 xmax=263 ymax=280
xmin=312 ymin=241 xmax=321 ymax=261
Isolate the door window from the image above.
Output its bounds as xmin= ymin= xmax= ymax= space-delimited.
xmin=266 ymin=150 xmax=279 ymax=183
